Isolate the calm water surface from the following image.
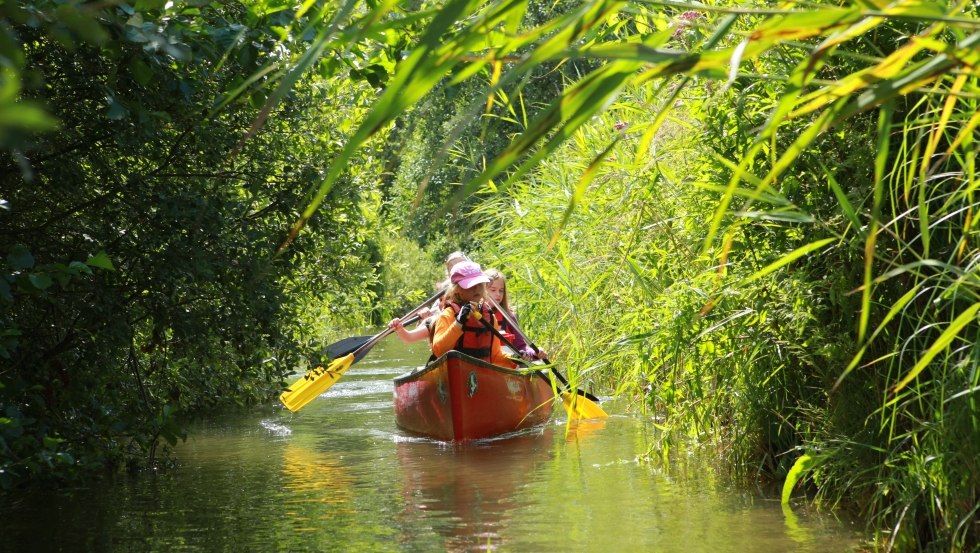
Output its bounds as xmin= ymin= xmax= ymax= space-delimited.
xmin=2 ymin=338 xmax=863 ymax=552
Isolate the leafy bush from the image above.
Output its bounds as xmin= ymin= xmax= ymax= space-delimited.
xmin=0 ymin=1 xmax=387 ymax=487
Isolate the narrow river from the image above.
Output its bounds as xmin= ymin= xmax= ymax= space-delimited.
xmin=2 ymin=337 xmax=862 ymax=552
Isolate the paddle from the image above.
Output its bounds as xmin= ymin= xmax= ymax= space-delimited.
xmin=318 ymin=334 xmax=373 ymax=362
xmin=475 ymin=304 xmax=608 ymax=420
xmin=280 ymin=288 xmax=446 ymax=412
xmin=485 ymin=297 xmax=606 ymax=417
xmin=310 ymin=287 xmax=447 ymax=366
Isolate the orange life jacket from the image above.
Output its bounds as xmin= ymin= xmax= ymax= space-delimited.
xmin=448 ymin=302 xmax=496 ymax=360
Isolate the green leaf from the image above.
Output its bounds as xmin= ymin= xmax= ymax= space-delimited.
xmin=0 ymin=103 xmax=61 ymax=132
xmin=106 ymin=97 xmax=129 ymax=120
xmin=135 ymin=0 xmax=168 ymax=9
xmin=834 ymin=284 xmax=922 ymax=390
xmin=68 ymin=261 xmax=92 ymax=275
xmin=820 ymin=161 xmax=863 ymax=237
xmin=782 ymin=454 xmax=815 ymax=505
xmin=85 ymin=251 xmax=115 ymax=271
xmin=131 ymin=59 xmax=154 ymax=86
xmin=549 ymin=138 xmax=620 ymax=248
xmin=55 ymin=4 xmax=110 ymax=45
xmin=29 ymin=273 xmax=53 ymax=291
xmin=7 ymin=244 xmax=34 ymax=270
xmin=892 ymin=303 xmax=980 ymax=395
xmin=745 ymin=238 xmax=836 ymax=283
xmin=734 ymin=210 xmax=815 ymax=223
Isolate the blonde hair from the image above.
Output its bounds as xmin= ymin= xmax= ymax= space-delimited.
xmin=444 ymin=283 xmax=464 ymax=305
xmin=484 ymin=268 xmax=510 ymax=312
xmin=444 ymin=282 xmax=487 ymax=306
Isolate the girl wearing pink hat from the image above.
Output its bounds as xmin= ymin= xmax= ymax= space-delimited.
xmin=430 ymin=261 xmax=516 ymax=368
xmin=388 ymin=251 xmax=469 ymax=344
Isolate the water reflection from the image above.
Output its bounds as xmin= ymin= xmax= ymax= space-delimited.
xmin=562 ymin=417 xmax=608 ymax=442
xmin=395 ymin=429 xmax=555 ymax=551
xmin=281 ymin=444 xmax=355 ymax=531
xmin=0 ymin=338 xmax=863 ymax=553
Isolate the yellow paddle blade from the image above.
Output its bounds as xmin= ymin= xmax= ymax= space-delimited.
xmin=279 ymin=354 xmax=354 ymax=412
xmin=561 ymin=391 xmax=608 ymax=420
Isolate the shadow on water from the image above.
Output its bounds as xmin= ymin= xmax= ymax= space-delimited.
xmin=0 ymin=338 xmax=864 ymax=552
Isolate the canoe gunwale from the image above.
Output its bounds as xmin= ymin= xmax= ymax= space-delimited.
xmin=393 ymin=350 xmax=544 ymax=385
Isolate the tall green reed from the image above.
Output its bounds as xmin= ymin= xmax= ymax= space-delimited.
xmin=260 ymin=0 xmax=980 ymax=548
xmin=467 ymin=3 xmax=979 ymax=550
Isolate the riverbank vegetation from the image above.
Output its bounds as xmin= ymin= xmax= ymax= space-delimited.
xmin=0 ymin=1 xmax=427 ymax=486
xmin=2 ymin=1 xmax=978 ymax=551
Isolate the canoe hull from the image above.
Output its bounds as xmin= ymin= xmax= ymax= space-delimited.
xmin=393 ymin=351 xmax=555 ymax=441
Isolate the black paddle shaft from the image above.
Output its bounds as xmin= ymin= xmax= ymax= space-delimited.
xmin=473 ymin=311 xmax=555 ymax=386
xmin=320 ymin=335 xmax=373 ymax=360
xmin=484 ymin=299 xmax=600 ymax=403
xmin=312 ymin=288 xmax=446 ymax=365
xmin=476 ymin=309 xmax=601 ymax=398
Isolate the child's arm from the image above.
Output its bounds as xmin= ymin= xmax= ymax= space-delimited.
xmin=431 ymin=309 xmax=462 ymax=357
xmin=506 ymin=314 xmax=529 ymax=353
xmin=389 ymin=317 xmax=429 ymax=343
xmin=504 ymin=310 xmax=546 ymax=359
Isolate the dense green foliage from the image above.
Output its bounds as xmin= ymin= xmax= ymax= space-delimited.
xmin=381 ymin=1 xmax=596 ymax=250
xmin=460 ymin=5 xmax=980 ymax=552
xmin=3 ymin=0 xmax=979 ymax=551
xmin=0 ymin=1 xmax=436 ymax=487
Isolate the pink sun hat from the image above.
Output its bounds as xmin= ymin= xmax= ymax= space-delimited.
xmin=450 ymin=261 xmax=490 ymax=289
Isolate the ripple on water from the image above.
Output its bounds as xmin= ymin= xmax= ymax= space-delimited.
xmin=323 ymin=379 xmax=393 ymax=398
xmin=334 ymin=400 xmax=391 ymax=412
xmin=259 ymin=419 xmax=292 ymax=436
xmin=351 ymin=364 xmax=422 ymax=376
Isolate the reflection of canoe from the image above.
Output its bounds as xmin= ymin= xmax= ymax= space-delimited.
xmin=395 ymin=430 xmax=554 ymax=551
xmin=393 ymin=351 xmax=555 ymax=441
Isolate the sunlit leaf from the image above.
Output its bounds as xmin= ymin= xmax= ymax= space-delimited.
xmin=891 ymin=303 xmax=980 ymax=395
xmin=85 ymin=251 xmax=115 ymax=271
xmin=0 ymin=103 xmax=60 ymax=132
xmin=781 ymin=454 xmax=815 ymax=506
xmin=745 ymin=238 xmax=836 ymax=283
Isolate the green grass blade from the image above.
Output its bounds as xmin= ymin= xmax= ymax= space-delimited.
xmin=745 ymin=238 xmax=836 ymax=283
xmin=891 ymin=302 xmax=980 ymax=395
xmin=548 ymin=137 xmax=620 ymax=249
xmin=834 ymin=284 xmax=923 ymax=390
xmin=820 ymin=161 xmax=864 ymax=238
xmin=782 ymin=454 xmax=815 ymax=506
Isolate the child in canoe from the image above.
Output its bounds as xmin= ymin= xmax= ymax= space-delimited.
xmin=434 ymin=250 xmax=469 ymax=291
xmin=431 ymin=261 xmax=515 ymax=368
xmin=484 ymin=268 xmax=546 ymax=360
xmin=389 ymin=251 xmax=471 ymax=343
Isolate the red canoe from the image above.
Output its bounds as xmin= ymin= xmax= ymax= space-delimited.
xmin=393 ymin=351 xmax=556 ymax=441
